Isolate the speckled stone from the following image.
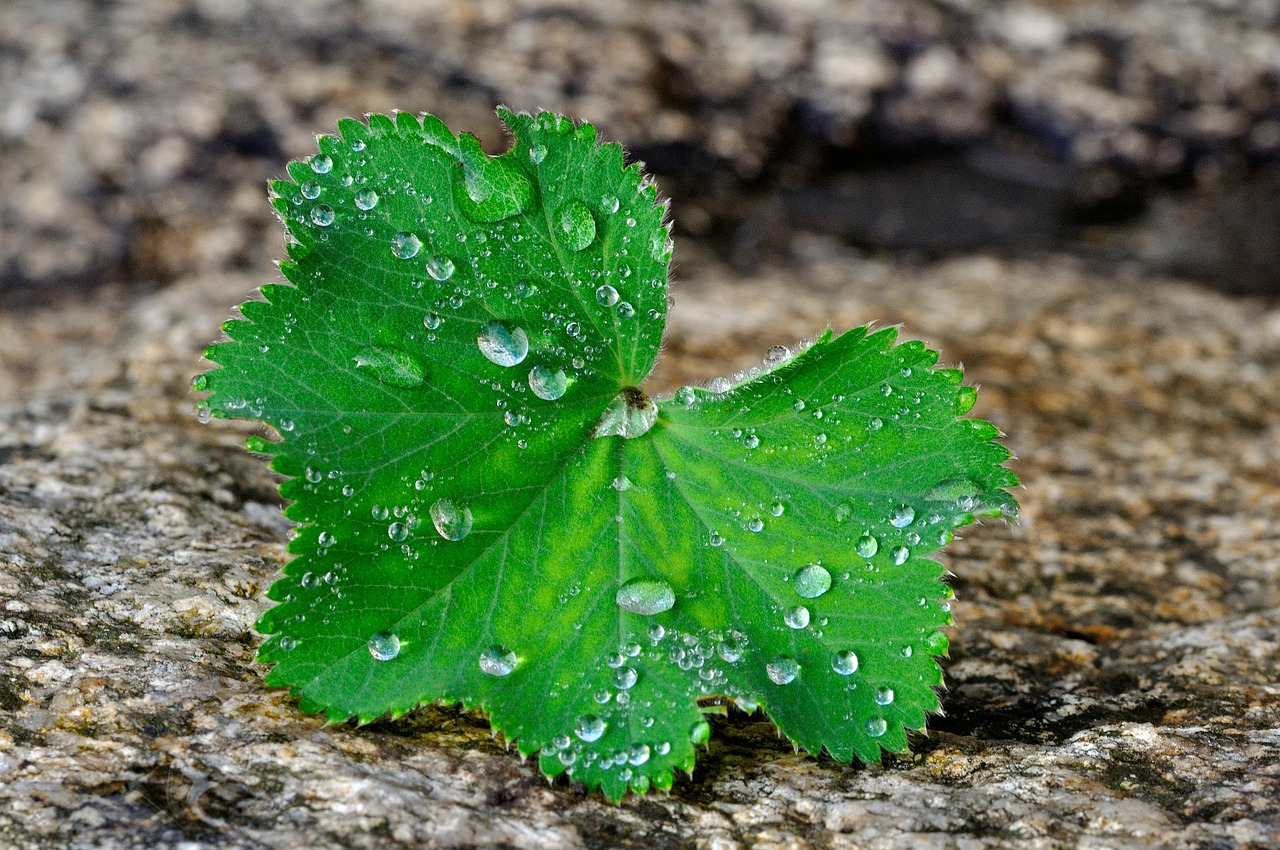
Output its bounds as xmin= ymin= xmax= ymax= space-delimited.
xmin=1 ymin=250 xmax=1277 ymax=848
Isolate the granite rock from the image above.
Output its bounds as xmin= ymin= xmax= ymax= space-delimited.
xmin=1 ymin=249 xmax=1277 ymax=848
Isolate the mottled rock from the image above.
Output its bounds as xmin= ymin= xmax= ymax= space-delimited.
xmin=1 ymin=249 xmax=1277 ymax=848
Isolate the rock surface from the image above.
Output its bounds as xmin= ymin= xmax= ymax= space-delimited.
xmin=2 ymin=246 xmax=1278 ymax=849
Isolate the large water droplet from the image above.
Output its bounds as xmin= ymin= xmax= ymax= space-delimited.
xmin=891 ymin=546 xmax=910 ymax=566
xmin=354 ymin=188 xmax=379 ymax=210
xmin=866 ymin=717 xmax=888 ymax=738
xmin=627 ymin=743 xmax=650 ymax=765
xmin=874 ymin=686 xmax=895 ymax=706
xmin=559 ymin=199 xmax=597 ymax=251
xmin=766 ymin=655 xmax=800 ymax=685
xmin=528 ymin=365 xmax=568 ymax=400
xmin=425 ymin=256 xmax=455 ymax=281
xmin=310 ymin=205 xmax=335 ymax=226
xmin=595 ymin=284 xmax=619 ymax=307
xmin=574 ymin=714 xmax=606 ymax=742
xmin=477 ymin=321 xmax=529 ymax=367
xmin=612 ymin=666 xmax=638 ymax=690
xmin=690 ymin=719 xmax=711 ymax=745
xmin=855 ymin=533 xmax=879 ymax=558
xmin=783 ymin=606 xmax=810 ymax=629
xmin=615 ymin=578 xmax=675 ymax=615
xmin=793 ymin=564 xmax=832 ymax=598
xmin=310 ymin=154 xmax=333 ymax=174
xmin=367 ymin=631 xmax=400 ymax=661
xmin=391 ymin=232 xmax=421 ymax=259
xmin=832 ymin=650 xmax=859 ymax=675
xmin=429 ymin=498 xmax=473 ymax=541
xmin=479 ymin=644 xmax=517 ymax=676
xmin=353 ymin=347 xmax=425 ymax=388
xmin=601 ymin=194 xmax=620 ymax=214
xmin=675 ymin=386 xmax=696 ymax=405
xmin=455 ymin=137 xmax=534 ymax=223
xmin=889 ymin=504 xmax=916 ymax=528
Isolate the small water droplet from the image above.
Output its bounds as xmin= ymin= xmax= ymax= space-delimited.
xmin=617 ymin=301 xmax=635 ymax=319
xmin=832 ymin=650 xmax=859 ymax=675
xmin=425 ymin=256 xmax=455 ymax=281
xmin=559 ymin=199 xmax=597 ymax=251
xmin=889 ymin=504 xmax=916 ymax=528
xmin=771 ymin=503 xmax=785 ymax=517
xmin=766 ymin=655 xmax=800 ymax=685
xmin=318 ymin=531 xmax=336 ymax=548
xmin=866 ymin=717 xmax=888 ymax=738
xmin=900 ymin=645 xmax=913 ymax=658
xmin=278 ymin=636 xmax=297 ymax=652
xmin=595 ymin=284 xmax=619 ymax=307
xmin=783 ymin=606 xmax=810 ymax=629
xmin=430 ymin=498 xmax=473 ymax=541
xmin=610 ymin=475 xmax=633 ymax=492
xmin=530 ymin=144 xmax=547 ymax=164
xmin=391 ymin=232 xmax=422 ymax=259
xmin=387 ymin=522 xmax=409 ymax=542
xmin=743 ymin=434 xmax=760 ymax=449
xmin=874 ymin=687 xmax=895 ymax=706
xmin=354 ymin=188 xmax=379 ymax=210
xmin=479 ymin=645 xmax=517 ymax=676
xmin=528 ymin=365 xmax=568 ymax=400
xmin=615 ymin=578 xmax=675 ymax=615
xmin=855 ymin=533 xmax=879 ymax=558
xmin=371 ymin=504 xmax=389 ymax=521
xmin=647 ymin=624 xmax=665 ymax=642
xmin=612 ymin=666 xmax=638 ymax=689
xmin=310 ymin=205 xmax=335 ymax=226
xmin=424 ymin=312 xmax=442 ymax=330
xmin=747 ymin=517 xmax=764 ymax=533
xmin=793 ymin=564 xmax=832 ymax=598
xmin=574 ymin=715 xmax=606 ymax=742
xmin=477 ymin=321 xmax=529 ymax=367
xmin=708 ymin=531 xmax=724 ymax=547
xmin=792 ymin=398 xmax=806 ymax=412
xmin=764 ymin=345 xmax=790 ymax=364
xmin=709 ymin=377 xmax=732 ymax=394
xmin=367 ymin=631 xmax=400 ymax=661
xmin=601 ymin=194 xmax=620 ymax=214
xmin=868 ymin=417 xmax=883 ymax=431
xmin=925 ymin=631 xmax=950 ymax=655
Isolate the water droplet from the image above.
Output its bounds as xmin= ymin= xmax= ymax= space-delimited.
xmin=766 ymin=655 xmax=800 ymax=685
xmin=793 ymin=564 xmax=832 ymax=598
xmin=310 ymin=155 xmax=333 ymax=174
xmin=574 ymin=715 xmax=606 ymax=742
xmin=278 ymin=636 xmax=297 ymax=652
xmin=792 ymin=399 xmax=806 ymax=412
xmin=387 ymin=522 xmax=409 ymax=542
xmin=477 ymin=322 xmax=529 ymax=367
xmin=617 ymin=301 xmax=635 ymax=319
xmin=764 ymin=345 xmax=790 ymax=364
xmin=300 ymin=571 xmax=321 ymax=589
xmin=868 ymin=417 xmax=883 ymax=431
xmin=318 ymin=531 xmax=336 ymax=548
xmin=647 ymin=624 xmax=665 ymax=642
xmin=708 ymin=531 xmax=724 ymax=547
xmin=479 ymin=644 xmax=517 ymax=676
xmin=300 ymin=181 xmax=321 ymax=200
xmin=655 ymin=741 xmax=671 ymax=755
xmin=354 ymin=188 xmax=379 ymax=210
xmin=528 ymin=365 xmax=568 ymax=400
xmin=612 ymin=666 xmax=637 ymax=690
xmin=900 ymin=645 xmax=913 ymax=658
xmin=675 ymin=386 xmax=696 ymax=405
xmin=891 ymin=546 xmax=910 ymax=566
xmin=354 ymin=346 xmax=425 ymax=388
xmin=783 ymin=606 xmax=810 ymax=629
xmin=391 ymin=232 xmax=421 ymax=259
xmin=889 ymin=504 xmax=916 ymax=528
xmin=866 ymin=717 xmax=888 ymax=738
xmin=814 ymin=433 xmax=827 ymax=446
xmin=874 ymin=687 xmax=895 ymax=706
xmin=832 ymin=650 xmax=859 ymax=675
xmin=552 ymin=734 xmax=571 ymax=750
xmin=615 ymin=578 xmax=675 ymax=615
xmin=371 ymin=504 xmax=389 ymax=521
xmin=559 ymin=199 xmax=597 ymax=251
xmin=367 ymin=631 xmax=400 ymax=661
xmin=771 ymin=503 xmax=785 ymax=517
xmin=425 ymin=256 xmax=455 ymax=281
xmin=743 ymin=434 xmax=760 ymax=449
xmin=601 ymin=194 xmax=620 ymax=214
xmin=747 ymin=517 xmax=764 ymax=533
xmin=530 ymin=144 xmax=547 ymax=164
xmin=430 ymin=498 xmax=473 ymax=541
xmin=244 ymin=435 xmax=269 ymax=453
xmin=595 ymin=284 xmax=619 ymax=307
xmin=709 ymin=377 xmax=732 ymax=394
xmin=855 ymin=533 xmax=879 ymax=558
xmin=310 ymin=205 xmax=335 ymax=226
xmin=627 ymin=743 xmax=650 ymax=765
xmin=925 ymin=631 xmax=950 ymax=655
xmin=424 ymin=312 xmax=442 ymax=330
xmin=690 ymin=719 xmax=711 ymax=746
xmin=610 ymin=475 xmax=632 ymax=492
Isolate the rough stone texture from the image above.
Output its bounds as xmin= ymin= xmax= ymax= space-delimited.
xmin=4 ymin=0 xmax=1280 ymax=299
xmin=2 ymin=246 xmax=1278 ymax=848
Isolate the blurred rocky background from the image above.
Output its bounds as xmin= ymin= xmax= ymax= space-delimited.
xmin=1 ymin=1 xmax=1279 ymax=849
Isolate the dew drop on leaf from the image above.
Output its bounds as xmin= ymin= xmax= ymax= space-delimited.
xmin=874 ymin=686 xmax=895 ymax=706
xmin=528 ymin=364 xmax=568 ymax=400
xmin=367 ymin=631 xmax=400 ymax=661
xmin=353 ymin=346 xmax=425 ymax=388
xmin=310 ymin=205 xmax=335 ymax=226
xmin=889 ymin=504 xmax=916 ymax=528
xmin=832 ymin=650 xmax=859 ymax=675
xmin=615 ymin=578 xmax=676 ymax=615
xmin=477 ymin=321 xmax=529 ymax=367
xmin=783 ymin=606 xmax=810 ymax=629
xmin=425 ymin=256 xmax=455 ymax=281
xmin=479 ymin=645 xmax=518 ymax=676
xmin=310 ymin=154 xmax=333 ymax=174
xmin=354 ymin=188 xmax=379 ymax=210
xmin=866 ymin=717 xmax=888 ymax=738
xmin=766 ymin=655 xmax=800 ymax=685
xmin=612 ymin=666 xmax=638 ymax=689
xmin=559 ymin=199 xmax=597 ymax=251
xmin=423 ymin=312 xmax=442 ymax=330
xmin=387 ymin=522 xmax=408 ymax=542
xmin=628 ymin=743 xmax=650 ymax=765
xmin=574 ymin=715 xmax=606 ymax=742
xmin=390 ymin=232 xmax=421 ymax=259
xmin=793 ymin=564 xmax=832 ymax=598
xmin=601 ymin=194 xmax=620 ymax=214
xmin=924 ymin=631 xmax=950 ymax=655
xmin=854 ymin=533 xmax=879 ymax=558
xmin=595 ymin=284 xmax=619 ymax=307
xmin=429 ymin=498 xmax=473 ymax=541
xmin=891 ymin=546 xmax=910 ymax=566
xmin=674 ymin=386 xmax=696 ymax=405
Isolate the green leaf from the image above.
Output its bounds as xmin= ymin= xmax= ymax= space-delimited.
xmin=198 ymin=108 xmax=1017 ymax=801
